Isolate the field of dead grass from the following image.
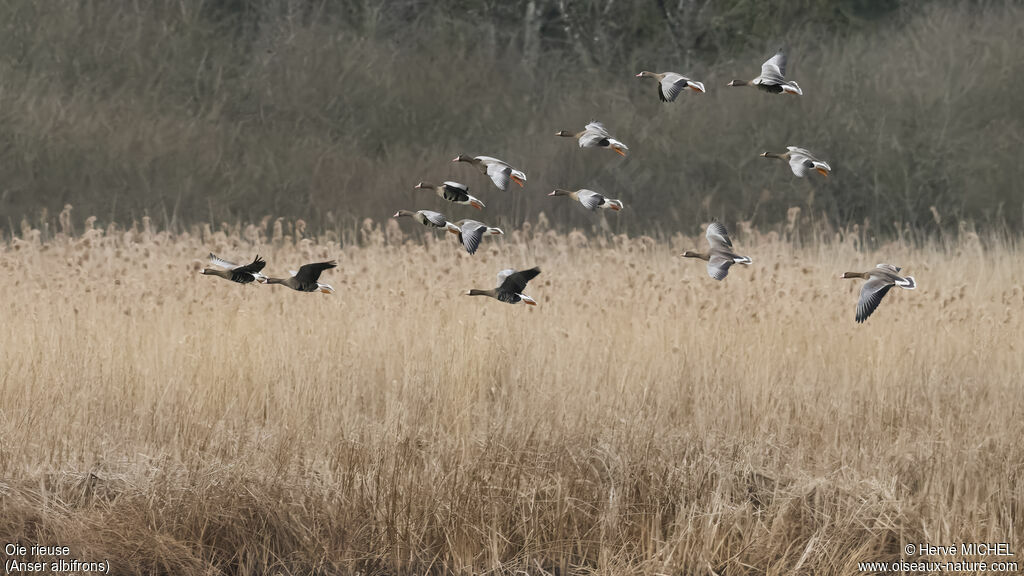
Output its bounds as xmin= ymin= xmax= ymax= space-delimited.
xmin=1 ymin=216 xmax=1022 ymax=575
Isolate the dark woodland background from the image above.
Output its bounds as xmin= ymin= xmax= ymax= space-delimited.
xmin=0 ymin=0 xmax=1020 ymax=237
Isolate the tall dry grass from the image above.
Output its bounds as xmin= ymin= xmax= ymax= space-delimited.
xmin=1 ymin=216 xmax=1021 ymax=574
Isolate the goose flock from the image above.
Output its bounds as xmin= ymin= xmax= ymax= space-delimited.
xmin=202 ymin=50 xmax=916 ymax=323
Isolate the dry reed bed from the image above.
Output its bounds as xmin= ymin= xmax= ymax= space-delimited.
xmin=0 ymin=220 xmax=1022 ymax=575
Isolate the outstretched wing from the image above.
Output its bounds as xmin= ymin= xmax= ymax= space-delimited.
xmin=786 ymin=146 xmax=815 ymax=159
xmin=474 ymin=156 xmax=507 ymax=165
xmin=460 ymin=222 xmax=488 ymax=254
xmin=441 ymin=181 xmax=471 ymax=202
xmin=584 ymin=121 xmax=610 ymax=137
xmin=705 ymin=221 xmax=734 ymax=249
xmin=856 ymin=277 xmax=894 ymax=323
xmin=231 ymin=255 xmax=266 ymax=283
xmin=707 ymin=255 xmax=734 ymax=281
xmin=576 ymin=190 xmax=605 ymax=211
xmin=759 ymin=50 xmax=787 ymax=84
xmin=496 ymin=268 xmax=516 ymax=286
xmin=660 ymin=73 xmax=688 ymax=102
xmin=788 ymin=155 xmax=813 ymax=177
xmin=485 ymin=163 xmax=512 ymax=191
xmin=294 ymin=260 xmax=337 ymax=284
xmin=498 ymin=267 xmax=541 ymax=300
xmin=442 ymin=180 xmax=469 ymax=192
xmin=420 ymin=210 xmax=448 ymax=228
xmin=208 ymin=253 xmax=239 ymax=269
xmin=578 ymin=121 xmax=611 ymax=148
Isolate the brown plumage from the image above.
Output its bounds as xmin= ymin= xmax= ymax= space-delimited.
xmin=635 ymin=71 xmax=706 ymax=102
xmin=393 ymin=209 xmax=449 ymax=229
xmin=414 ymin=181 xmax=485 ymax=210
xmin=555 ymin=122 xmax=629 ymax=156
xmin=548 ymin=188 xmax=623 ymax=211
xmin=265 ymin=261 xmax=337 ymax=293
xmin=727 ymin=50 xmax=803 ymax=95
xmin=841 ymin=264 xmax=916 ymax=323
xmin=452 ymin=155 xmax=527 ymax=191
xmin=680 ymin=222 xmax=752 ymax=281
xmin=201 ymin=253 xmax=267 ymax=284
xmin=761 ymin=147 xmax=831 ymax=178
xmin=466 ymin=267 xmax=541 ymax=305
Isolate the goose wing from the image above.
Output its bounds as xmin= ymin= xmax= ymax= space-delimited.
xmin=441 ymin=181 xmax=471 ymax=202
xmin=475 ymin=156 xmax=508 ymax=166
xmin=659 ymin=73 xmax=689 ymax=102
xmin=294 ymin=260 xmax=337 ymax=284
xmin=583 ymin=121 xmax=610 ymax=137
xmin=876 ymin=263 xmax=901 ymax=273
xmin=788 ymin=155 xmax=813 ymax=177
xmin=575 ymin=190 xmax=606 ymax=211
xmin=578 ymin=122 xmax=611 ymax=148
xmin=231 ymin=255 xmax=267 ymax=283
xmin=759 ymin=51 xmax=787 ymax=84
xmin=786 ymin=146 xmax=815 ymax=159
xmin=856 ymin=277 xmax=894 ymax=323
xmin=705 ymin=221 xmax=734 ymax=249
xmin=707 ymin=254 xmax=735 ymax=281
xmin=496 ymin=268 xmax=516 ymax=285
xmin=497 ymin=267 xmax=541 ymax=301
xmin=485 ymin=163 xmax=512 ymax=191
xmin=208 ymin=253 xmax=239 ymax=269
xmin=459 ymin=221 xmax=488 ymax=254
xmin=419 ymin=210 xmax=449 ymax=228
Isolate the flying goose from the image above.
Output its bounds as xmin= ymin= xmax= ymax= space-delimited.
xmin=414 ymin=181 xmax=485 ymax=210
xmin=201 ymin=253 xmax=267 ymax=284
xmin=548 ymin=188 xmax=623 ymax=211
xmin=452 ymin=155 xmax=527 ymax=191
xmin=841 ymin=264 xmax=916 ymax=323
xmin=393 ymin=209 xmax=449 ymax=229
xmin=466 ymin=267 xmax=541 ymax=305
xmin=445 ymin=219 xmax=504 ymax=254
xmin=680 ymin=222 xmax=752 ymax=281
xmin=635 ymin=71 xmax=706 ymax=101
xmin=728 ymin=50 xmax=802 ymax=95
xmin=555 ymin=121 xmax=629 ymax=156
xmin=265 ymin=261 xmax=337 ymax=293
xmin=761 ymin=147 xmax=831 ymax=177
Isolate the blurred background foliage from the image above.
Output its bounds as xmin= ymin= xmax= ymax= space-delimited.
xmin=0 ymin=0 xmax=1020 ymax=237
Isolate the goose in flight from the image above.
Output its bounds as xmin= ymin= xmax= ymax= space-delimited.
xmin=548 ymin=188 xmax=623 ymax=211
xmin=445 ymin=219 xmax=504 ymax=255
xmin=414 ymin=181 xmax=485 ymax=210
xmin=466 ymin=267 xmax=541 ymax=306
xmin=635 ymin=71 xmax=706 ymax=101
xmin=201 ymin=253 xmax=267 ymax=284
xmin=728 ymin=50 xmax=802 ymax=95
xmin=680 ymin=222 xmax=752 ymax=281
xmin=555 ymin=121 xmax=629 ymax=156
xmin=265 ymin=261 xmax=337 ymax=293
xmin=761 ymin=147 xmax=831 ymax=177
xmin=841 ymin=264 xmax=916 ymax=323
xmin=452 ymin=155 xmax=527 ymax=191
xmin=393 ymin=209 xmax=449 ymax=229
